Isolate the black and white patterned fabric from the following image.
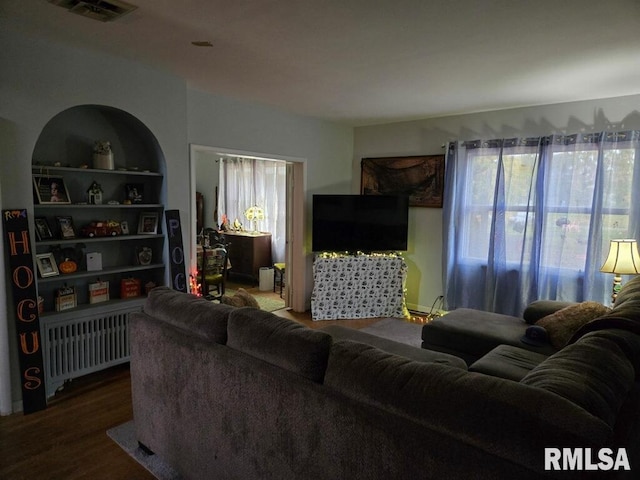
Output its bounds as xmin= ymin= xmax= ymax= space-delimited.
xmin=311 ymin=253 xmax=408 ymax=320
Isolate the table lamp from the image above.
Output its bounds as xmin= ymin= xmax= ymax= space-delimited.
xmin=244 ymin=205 xmax=265 ymax=232
xmin=600 ymin=239 xmax=640 ymax=303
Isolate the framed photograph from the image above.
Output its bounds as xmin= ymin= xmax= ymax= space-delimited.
xmin=361 ymin=155 xmax=445 ymax=208
xmin=33 ymin=175 xmax=72 ymax=204
xmin=35 ymin=252 xmax=59 ymax=278
xmin=34 ymin=217 xmax=54 ymax=241
xmin=125 ymin=183 xmax=144 ymax=204
xmin=120 ymin=220 xmax=130 ymax=235
xmin=56 ymin=216 xmax=76 ymax=239
xmin=137 ymin=212 xmax=158 ymax=234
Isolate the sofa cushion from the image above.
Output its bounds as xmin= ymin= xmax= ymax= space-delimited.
xmin=612 ymin=274 xmax=640 ymax=316
xmin=421 ymin=308 xmax=556 ymax=363
xmin=326 ymin=340 xmax=613 ymax=454
xmin=469 ymin=345 xmax=548 ymax=381
xmin=570 ymin=327 xmax=640 ymax=379
xmin=227 ymin=307 xmax=332 ymax=383
xmin=321 ymin=325 xmax=466 ymax=369
xmin=535 ymin=301 xmax=610 ymax=349
xmin=144 ymin=286 xmax=233 ymax=344
xmin=521 ymin=334 xmax=635 ymax=428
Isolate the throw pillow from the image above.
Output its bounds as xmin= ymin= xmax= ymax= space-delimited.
xmin=535 ymin=301 xmax=611 ymax=349
xmin=220 ymin=288 xmax=260 ymax=309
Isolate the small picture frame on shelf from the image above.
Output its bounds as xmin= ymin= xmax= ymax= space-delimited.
xmin=137 ymin=212 xmax=158 ymax=234
xmin=56 ymin=216 xmax=76 ymax=239
xmin=34 ymin=217 xmax=54 ymax=241
xmin=33 ymin=175 xmax=71 ymax=204
xmin=125 ymin=183 xmax=144 ymax=204
xmin=35 ymin=252 xmax=59 ymax=278
xmin=120 ymin=220 xmax=130 ymax=235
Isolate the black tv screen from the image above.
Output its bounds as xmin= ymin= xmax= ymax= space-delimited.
xmin=312 ymin=194 xmax=409 ymax=252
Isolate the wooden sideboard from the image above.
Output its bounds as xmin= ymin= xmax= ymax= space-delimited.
xmin=223 ymin=231 xmax=272 ymax=282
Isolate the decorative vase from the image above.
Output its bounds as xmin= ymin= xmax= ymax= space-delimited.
xmin=93 ymin=152 xmax=114 ymax=170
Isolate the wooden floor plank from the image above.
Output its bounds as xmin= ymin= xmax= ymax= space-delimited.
xmin=0 ymin=364 xmax=154 ymax=480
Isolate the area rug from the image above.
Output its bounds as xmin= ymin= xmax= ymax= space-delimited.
xmin=360 ymin=318 xmax=423 ymax=347
xmin=107 ymin=421 xmax=181 ymax=479
xmin=223 ymin=287 xmax=285 ymax=312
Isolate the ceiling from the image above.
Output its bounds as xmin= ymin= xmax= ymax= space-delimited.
xmin=3 ymin=0 xmax=640 ymax=126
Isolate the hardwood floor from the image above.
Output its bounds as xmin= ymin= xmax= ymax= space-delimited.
xmin=0 ymin=302 xmax=382 ymax=480
xmin=0 ymin=364 xmax=154 ymax=480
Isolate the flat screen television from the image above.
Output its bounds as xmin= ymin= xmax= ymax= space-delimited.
xmin=312 ymin=194 xmax=409 ymax=252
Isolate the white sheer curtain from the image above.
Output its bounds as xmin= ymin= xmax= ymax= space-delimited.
xmin=218 ymin=157 xmax=287 ymax=263
xmin=443 ymin=131 xmax=640 ymax=316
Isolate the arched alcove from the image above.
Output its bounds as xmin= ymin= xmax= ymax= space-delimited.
xmin=33 ymin=104 xmax=166 ymax=182
xmin=29 ymin=104 xmax=168 ymax=398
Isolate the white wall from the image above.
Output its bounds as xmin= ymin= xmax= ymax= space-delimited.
xmin=187 ymin=88 xmax=354 ymax=304
xmin=194 ymin=151 xmax=220 ymax=230
xmin=354 ymin=95 xmax=640 ymax=312
xmin=0 ymin=28 xmax=188 ymax=413
xmin=0 ymin=28 xmax=353 ymax=412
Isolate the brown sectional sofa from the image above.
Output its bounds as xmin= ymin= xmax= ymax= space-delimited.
xmin=130 ymin=286 xmax=640 ymax=479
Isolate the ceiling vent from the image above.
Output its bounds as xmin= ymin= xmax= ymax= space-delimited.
xmin=48 ymin=0 xmax=138 ymax=22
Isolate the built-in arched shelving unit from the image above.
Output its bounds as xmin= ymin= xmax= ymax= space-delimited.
xmin=31 ymin=104 xmax=167 ymax=397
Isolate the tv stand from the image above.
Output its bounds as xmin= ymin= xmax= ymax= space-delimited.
xmin=311 ymin=252 xmax=409 ymax=320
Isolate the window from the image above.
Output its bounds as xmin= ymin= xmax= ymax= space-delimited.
xmin=444 ymin=132 xmax=640 ymax=316
xmin=462 ymin=148 xmax=538 ymax=264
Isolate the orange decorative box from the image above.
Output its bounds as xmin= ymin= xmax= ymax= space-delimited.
xmin=120 ymin=278 xmax=141 ymax=298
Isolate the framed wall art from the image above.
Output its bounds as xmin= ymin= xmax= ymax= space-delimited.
xmin=361 ymin=155 xmax=445 ymax=208
xmin=33 ymin=175 xmax=71 ymax=204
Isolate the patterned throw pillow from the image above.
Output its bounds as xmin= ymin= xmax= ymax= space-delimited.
xmin=535 ymin=301 xmax=611 ymax=349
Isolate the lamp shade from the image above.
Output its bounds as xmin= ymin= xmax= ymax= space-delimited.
xmin=244 ymin=205 xmax=265 ymax=232
xmin=244 ymin=206 xmax=265 ymax=221
xmin=600 ymin=239 xmax=640 ymax=274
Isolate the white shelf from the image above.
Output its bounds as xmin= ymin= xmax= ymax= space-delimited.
xmin=34 ymin=203 xmax=163 ymax=209
xmin=36 ymin=233 xmax=164 ymax=247
xmin=32 ymin=162 xmax=166 ymax=313
xmin=37 ymin=263 xmax=165 ymax=283
xmin=32 ymin=165 xmax=162 ymax=177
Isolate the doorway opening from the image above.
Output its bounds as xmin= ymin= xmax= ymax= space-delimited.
xmin=189 ymin=145 xmax=306 ymax=311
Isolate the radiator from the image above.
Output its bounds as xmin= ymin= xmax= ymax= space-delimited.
xmin=42 ymin=301 xmax=143 ymax=397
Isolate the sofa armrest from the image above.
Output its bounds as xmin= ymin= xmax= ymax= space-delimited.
xmin=522 ymin=300 xmax=576 ymax=324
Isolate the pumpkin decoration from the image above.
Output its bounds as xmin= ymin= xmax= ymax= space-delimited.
xmin=59 ymin=258 xmax=78 ymax=274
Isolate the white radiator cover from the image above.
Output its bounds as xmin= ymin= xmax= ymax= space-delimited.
xmin=41 ymin=300 xmax=144 ymax=397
